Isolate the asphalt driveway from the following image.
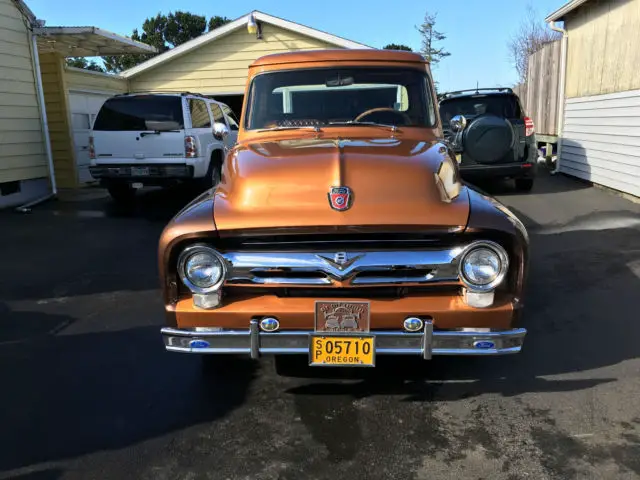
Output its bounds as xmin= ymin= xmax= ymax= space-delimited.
xmin=1 ymin=170 xmax=639 ymax=480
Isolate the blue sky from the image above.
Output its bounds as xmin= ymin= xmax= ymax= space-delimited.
xmin=27 ymin=0 xmax=564 ymax=92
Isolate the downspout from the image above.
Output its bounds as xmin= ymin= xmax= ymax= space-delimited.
xmin=548 ymin=20 xmax=568 ymax=175
xmin=16 ymin=26 xmax=57 ymax=213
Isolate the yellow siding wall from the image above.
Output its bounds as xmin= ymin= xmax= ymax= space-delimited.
xmin=40 ymin=52 xmax=77 ymax=187
xmin=0 ymin=0 xmax=47 ymax=183
xmin=129 ymin=24 xmax=337 ymax=93
xmin=64 ymin=67 xmax=128 ymax=93
xmin=565 ymin=0 xmax=640 ymax=98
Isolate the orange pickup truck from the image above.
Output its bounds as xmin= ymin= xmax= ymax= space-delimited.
xmin=158 ymin=49 xmax=529 ymax=369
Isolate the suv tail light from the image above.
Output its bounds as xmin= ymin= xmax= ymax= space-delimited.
xmin=524 ymin=117 xmax=535 ymax=137
xmin=185 ymin=136 xmax=197 ymax=158
xmin=88 ymin=136 xmax=95 ymax=160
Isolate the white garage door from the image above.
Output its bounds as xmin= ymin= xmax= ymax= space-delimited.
xmin=68 ymin=91 xmax=113 ymax=184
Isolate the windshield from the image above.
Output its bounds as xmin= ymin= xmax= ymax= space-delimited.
xmin=245 ymin=67 xmax=436 ymax=130
xmin=93 ymin=95 xmax=184 ymax=131
xmin=439 ymin=95 xmax=522 ymax=126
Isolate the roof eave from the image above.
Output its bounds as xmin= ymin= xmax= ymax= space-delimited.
xmin=121 ymin=10 xmax=372 ymax=79
xmin=545 ymin=0 xmax=591 ymax=22
xmin=12 ymin=0 xmax=37 ymax=23
xmin=33 ymin=26 xmax=157 ymax=55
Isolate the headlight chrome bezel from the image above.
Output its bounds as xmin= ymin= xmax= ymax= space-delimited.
xmin=458 ymin=241 xmax=509 ymax=292
xmin=177 ymin=244 xmax=227 ymax=294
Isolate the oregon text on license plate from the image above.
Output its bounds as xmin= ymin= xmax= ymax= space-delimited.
xmin=309 ymin=335 xmax=375 ymax=367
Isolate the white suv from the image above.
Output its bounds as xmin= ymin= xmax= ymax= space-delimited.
xmin=89 ymin=93 xmax=239 ymax=203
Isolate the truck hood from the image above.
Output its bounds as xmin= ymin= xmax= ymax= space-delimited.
xmin=212 ymin=137 xmax=469 ymax=235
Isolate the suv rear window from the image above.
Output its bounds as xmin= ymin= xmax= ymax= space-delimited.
xmin=439 ymin=94 xmax=522 ymax=125
xmin=93 ymin=96 xmax=184 ymax=131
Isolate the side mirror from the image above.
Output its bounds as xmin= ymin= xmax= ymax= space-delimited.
xmin=448 ymin=115 xmax=467 ymax=152
xmin=450 ymin=115 xmax=467 ymax=133
xmin=213 ymin=122 xmax=229 ymax=141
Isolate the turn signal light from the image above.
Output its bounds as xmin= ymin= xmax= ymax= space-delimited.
xmin=462 ymin=288 xmax=495 ymax=308
xmin=524 ymin=117 xmax=534 ymax=137
xmin=88 ymin=136 xmax=95 ymax=160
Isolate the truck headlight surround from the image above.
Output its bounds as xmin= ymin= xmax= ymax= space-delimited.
xmin=458 ymin=241 xmax=509 ymax=292
xmin=177 ymin=245 xmax=227 ymax=293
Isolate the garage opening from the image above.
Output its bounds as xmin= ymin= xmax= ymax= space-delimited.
xmin=210 ymin=94 xmax=244 ymax=119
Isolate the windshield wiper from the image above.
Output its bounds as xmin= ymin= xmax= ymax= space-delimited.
xmin=257 ymin=125 xmax=322 ymax=133
xmin=327 ymin=121 xmax=400 ymax=131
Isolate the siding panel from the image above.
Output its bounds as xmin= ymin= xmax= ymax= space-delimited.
xmin=40 ymin=53 xmax=77 ymax=188
xmin=560 ymin=90 xmax=640 ymax=197
xmin=64 ymin=67 xmax=128 ymax=94
xmin=129 ymin=23 xmax=337 ymax=94
xmin=565 ymin=0 xmax=640 ymax=98
xmin=0 ymin=0 xmax=47 ymax=184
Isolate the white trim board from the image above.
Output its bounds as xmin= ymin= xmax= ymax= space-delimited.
xmin=121 ymin=10 xmax=372 ymax=78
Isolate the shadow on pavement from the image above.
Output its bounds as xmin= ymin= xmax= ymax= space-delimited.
xmin=0 ymin=307 xmax=257 ymax=473
xmin=284 ymin=207 xmax=640 ymax=400
xmin=465 ymin=167 xmax=592 ymax=197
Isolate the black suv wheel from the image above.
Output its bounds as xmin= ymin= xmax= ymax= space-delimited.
xmin=515 ymin=178 xmax=534 ymax=192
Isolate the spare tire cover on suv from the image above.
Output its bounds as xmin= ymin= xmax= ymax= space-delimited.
xmin=462 ymin=114 xmax=515 ymax=164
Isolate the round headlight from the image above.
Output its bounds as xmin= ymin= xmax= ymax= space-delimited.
xmin=459 ymin=242 xmax=508 ymax=291
xmin=178 ymin=245 xmax=226 ymax=293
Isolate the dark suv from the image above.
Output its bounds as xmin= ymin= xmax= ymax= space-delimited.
xmin=439 ymin=88 xmax=537 ymax=192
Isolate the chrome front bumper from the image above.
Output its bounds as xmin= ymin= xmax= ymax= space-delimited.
xmin=161 ymin=321 xmax=526 ymax=359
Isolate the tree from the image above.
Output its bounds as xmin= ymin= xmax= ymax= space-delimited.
xmin=383 ymin=43 xmax=413 ymax=51
xmin=417 ymin=11 xmax=450 ymax=66
xmin=65 ymin=57 xmax=104 ymax=72
xmin=102 ymin=12 xmax=229 ymax=74
xmin=208 ymin=15 xmax=231 ymax=31
xmin=509 ymin=5 xmax=561 ymax=83
xmin=164 ymin=11 xmax=206 ymax=47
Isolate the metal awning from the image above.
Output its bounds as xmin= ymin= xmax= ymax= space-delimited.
xmin=33 ymin=26 xmax=157 ymax=57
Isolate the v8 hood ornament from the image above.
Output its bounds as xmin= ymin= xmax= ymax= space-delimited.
xmin=316 ymin=252 xmax=364 ymax=271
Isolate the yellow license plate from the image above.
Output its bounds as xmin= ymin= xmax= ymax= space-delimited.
xmin=309 ymin=335 xmax=375 ymax=367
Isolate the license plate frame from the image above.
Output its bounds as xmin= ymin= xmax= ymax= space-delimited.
xmin=309 ymin=334 xmax=376 ymax=367
xmin=131 ymin=166 xmax=150 ymax=176
xmin=314 ymin=300 xmax=370 ymax=333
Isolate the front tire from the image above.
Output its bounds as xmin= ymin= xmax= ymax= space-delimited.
xmin=515 ymin=178 xmax=534 ymax=192
xmin=197 ymin=152 xmax=223 ymax=191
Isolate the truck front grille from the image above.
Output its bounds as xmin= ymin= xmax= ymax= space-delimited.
xmin=221 ymin=249 xmax=461 ymax=288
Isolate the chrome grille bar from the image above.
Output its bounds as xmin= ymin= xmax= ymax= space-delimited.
xmin=223 ymin=249 xmax=463 ymax=287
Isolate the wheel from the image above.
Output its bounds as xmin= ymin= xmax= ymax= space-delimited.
xmin=515 ymin=178 xmax=534 ymax=192
xmin=106 ymin=183 xmax=136 ymax=204
xmin=197 ymin=152 xmax=223 ymax=191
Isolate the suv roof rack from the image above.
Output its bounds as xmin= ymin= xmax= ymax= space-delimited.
xmin=116 ymin=91 xmax=199 ymax=97
xmin=439 ymin=87 xmax=514 ymax=100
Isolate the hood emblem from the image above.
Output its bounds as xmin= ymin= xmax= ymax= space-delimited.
xmin=328 ymin=186 xmax=352 ymax=211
